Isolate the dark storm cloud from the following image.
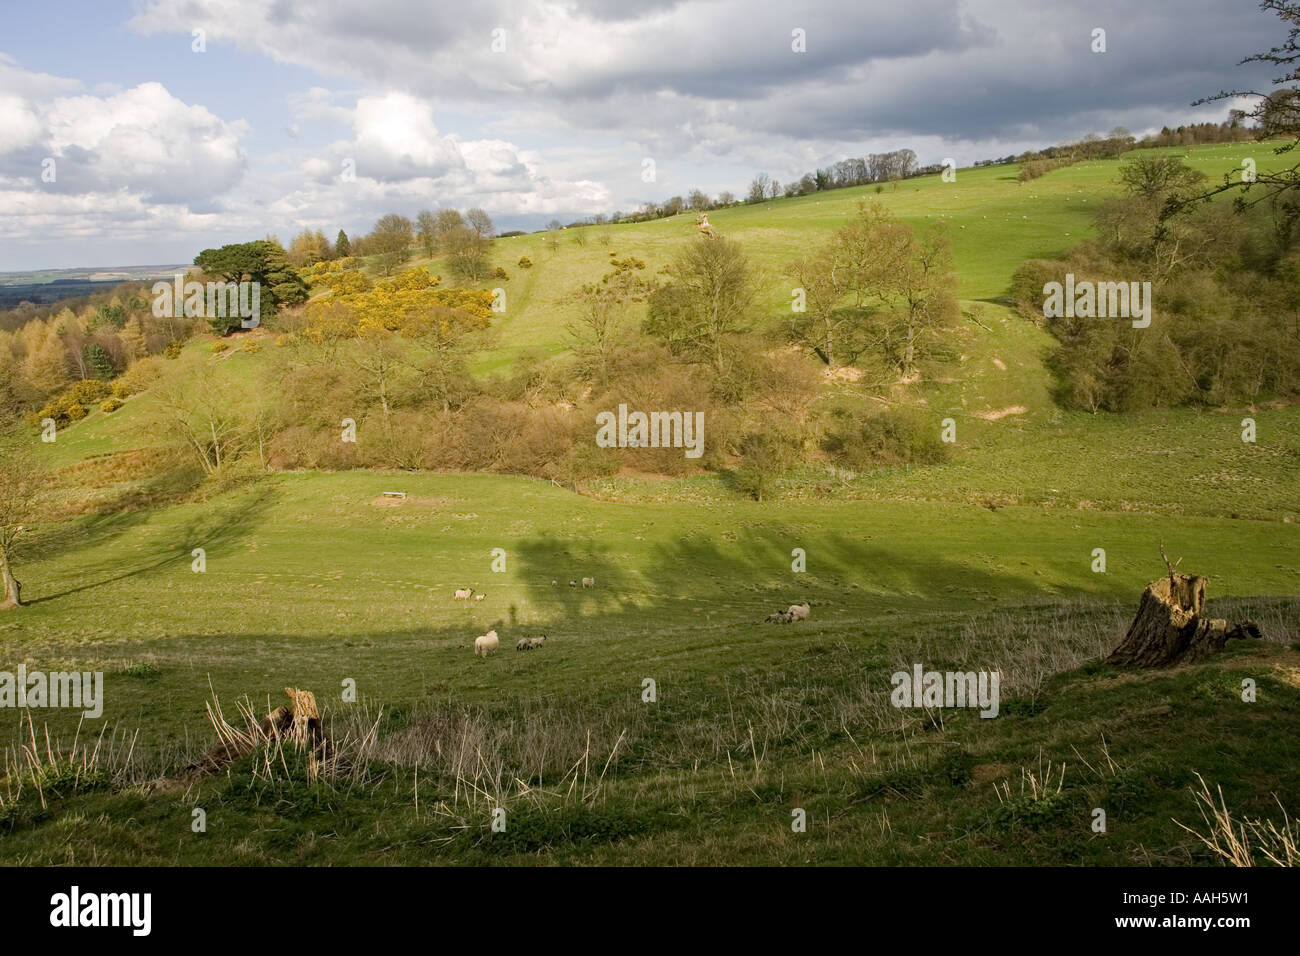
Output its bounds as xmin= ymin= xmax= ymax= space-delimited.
xmin=133 ymin=0 xmax=1286 ymax=156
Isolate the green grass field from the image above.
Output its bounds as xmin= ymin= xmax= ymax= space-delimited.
xmin=2 ymin=142 xmax=1298 ymax=865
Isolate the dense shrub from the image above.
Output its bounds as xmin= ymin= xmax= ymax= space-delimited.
xmin=1019 ymin=156 xmax=1078 ymax=181
xmin=734 ymin=428 xmax=801 ymax=501
xmin=1013 ymin=190 xmax=1300 ymax=410
xmin=822 ymin=408 xmax=949 ymax=470
xmin=67 ymin=379 xmax=111 ymax=404
xmin=30 ymin=380 xmax=111 ymax=426
xmin=114 ymin=356 xmax=164 ymax=397
xmin=268 ymin=423 xmax=361 ymax=471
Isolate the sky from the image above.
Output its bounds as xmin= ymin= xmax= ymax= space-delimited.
xmin=0 ymin=0 xmax=1283 ymax=271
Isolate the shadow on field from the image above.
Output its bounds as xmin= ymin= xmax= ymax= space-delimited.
xmin=26 ymin=485 xmax=281 ymax=606
xmin=26 ymin=462 xmax=207 ymax=563
xmin=513 ymin=534 xmax=643 ymax=615
xmin=512 ymin=524 xmax=1086 ymax=622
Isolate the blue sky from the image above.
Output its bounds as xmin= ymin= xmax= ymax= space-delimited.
xmin=0 ymin=0 xmax=1281 ymax=270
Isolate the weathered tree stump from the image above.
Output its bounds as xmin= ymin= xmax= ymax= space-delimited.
xmin=1107 ymin=564 xmax=1261 ymax=668
xmin=177 ymin=687 xmax=328 ymax=780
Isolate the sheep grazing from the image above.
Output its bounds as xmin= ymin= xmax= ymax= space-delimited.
xmin=454 ymin=588 xmax=473 ymax=600
xmin=516 ymin=635 xmax=548 ymax=651
xmin=474 ymin=593 xmax=486 ymax=601
xmin=582 ymin=577 xmax=595 ymax=588
xmin=551 ymin=580 xmax=558 ymax=587
xmin=764 ymin=602 xmax=809 ymax=624
xmin=569 ymin=580 xmax=578 ymax=588
xmin=474 ymin=629 xmax=500 ymax=656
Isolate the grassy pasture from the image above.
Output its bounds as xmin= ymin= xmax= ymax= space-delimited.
xmin=2 ymin=142 xmax=1298 ymax=864
xmin=1 ymin=471 xmax=1297 ymax=864
xmin=449 ymin=140 xmax=1291 ymax=364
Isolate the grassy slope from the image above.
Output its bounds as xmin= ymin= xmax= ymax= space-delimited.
xmin=3 ymin=142 xmax=1299 ymax=864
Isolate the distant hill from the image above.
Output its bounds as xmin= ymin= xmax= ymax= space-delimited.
xmin=0 ymin=264 xmax=187 ymax=310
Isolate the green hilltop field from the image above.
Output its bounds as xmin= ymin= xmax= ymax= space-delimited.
xmin=1 ymin=142 xmax=1298 ymax=865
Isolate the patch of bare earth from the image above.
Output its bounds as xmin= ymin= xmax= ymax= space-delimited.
xmin=369 ymin=495 xmax=451 ymax=508
xmin=824 ymin=365 xmax=864 ymax=384
xmin=974 ymin=405 xmax=1028 ymax=421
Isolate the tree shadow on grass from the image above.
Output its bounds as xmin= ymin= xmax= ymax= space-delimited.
xmin=510 ymin=523 xmax=1099 ymax=625
xmin=512 ymin=533 xmax=644 ymax=617
xmin=25 ymin=482 xmax=282 ymax=606
xmin=24 ymin=462 xmax=207 ymax=563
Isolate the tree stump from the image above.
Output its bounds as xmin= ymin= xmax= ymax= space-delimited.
xmin=278 ymin=687 xmax=324 ymax=749
xmin=1107 ymin=569 xmax=1261 ymax=668
xmin=178 ymin=687 xmax=328 ymax=780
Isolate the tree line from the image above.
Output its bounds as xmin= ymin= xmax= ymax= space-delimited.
xmin=285 ymin=207 xmax=496 ymax=279
xmin=1012 ymin=155 xmax=1300 ymax=410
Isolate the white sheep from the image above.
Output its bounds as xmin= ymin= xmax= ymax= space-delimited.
xmin=516 ymin=635 xmax=548 ymax=651
xmin=582 ymin=577 xmax=595 ymax=588
xmin=788 ymin=602 xmax=811 ymax=621
xmin=454 ymin=588 xmax=473 ymax=600
xmin=474 ymin=593 xmax=485 ymax=601
xmin=474 ymin=629 xmax=499 ymax=656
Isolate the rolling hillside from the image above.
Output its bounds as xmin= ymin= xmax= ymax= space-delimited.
xmin=2 ymin=142 xmax=1297 ymax=866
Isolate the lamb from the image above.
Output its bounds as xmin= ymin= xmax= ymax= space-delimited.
xmin=569 ymin=580 xmax=578 ymax=588
xmin=516 ymin=635 xmax=548 ymax=651
xmin=764 ymin=602 xmax=810 ymax=624
xmin=474 ymin=629 xmax=500 ymax=656
xmin=474 ymin=593 xmax=485 ymax=601
xmin=454 ymin=588 xmax=473 ymax=600
xmin=581 ymin=577 xmax=595 ymax=588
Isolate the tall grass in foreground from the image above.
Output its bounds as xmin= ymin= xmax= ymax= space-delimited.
xmin=328 ymin=599 xmax=1155 ymax=812
xmin=4 ymin=597 xmax=1296 ymax=834
xmin=1176 ymin=772 xmax=1298 ymax=867
xmin=0 ymin=714 xmax=142 ymax=811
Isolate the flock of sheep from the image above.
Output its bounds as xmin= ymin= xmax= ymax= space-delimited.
xmin=553 ymin=578 xmax=595 ymax=588
xmin=764 ymin=602 xmax=811 ymax=624
xmin=454 ymin=578 xmax=596 ymax=607
xmin=460 ymin=580 xmax=593 ymax=657
xmin=461 ymin=582 xmax=812 ymax=658
xmin=472 ymin=629 xmax=548 ymax=656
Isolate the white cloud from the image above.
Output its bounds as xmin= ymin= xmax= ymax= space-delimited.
xmin=0 ymin=68 xmax=249 ymax=204
xmin=2 ymin=0 xmax=1286 ymax=267
xmin=350 ymin=92 xmax=465 ymax=182
xmin=124 ymin=0 xmax=1282 ymax=204
xmin=0 ymin=57 xmax=605 ymax=258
